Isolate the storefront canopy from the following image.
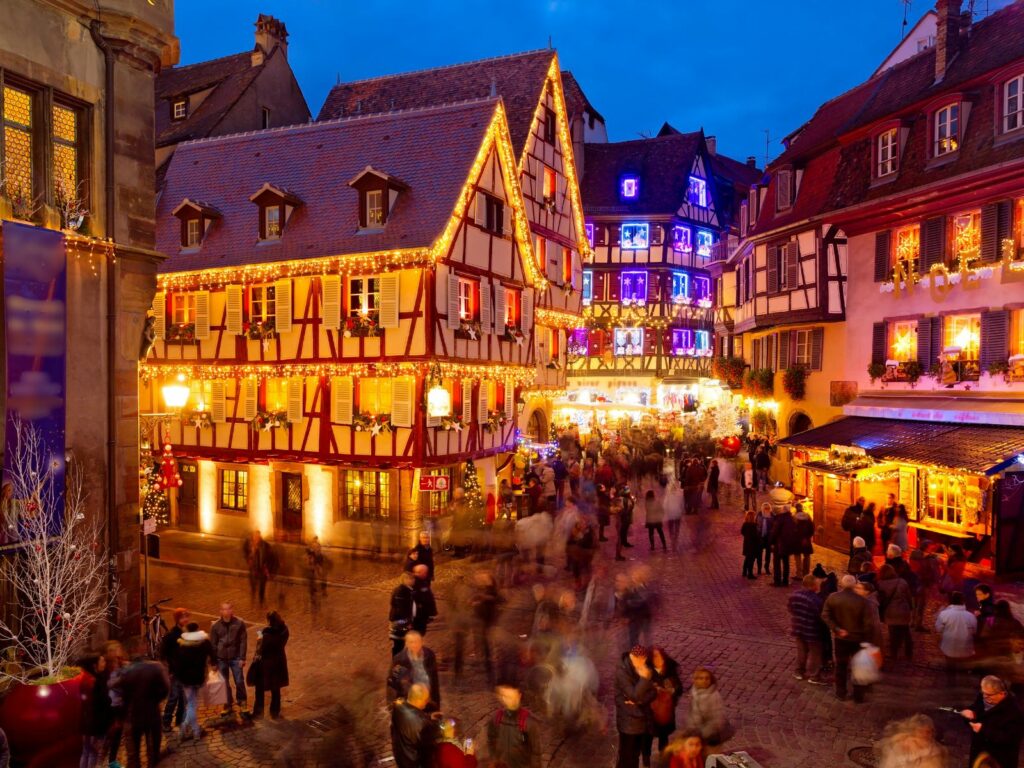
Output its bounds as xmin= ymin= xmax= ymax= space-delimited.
xmin=780 ymin=416 xmax=1024 ymax=475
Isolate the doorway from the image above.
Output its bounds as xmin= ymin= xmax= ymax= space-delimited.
xmin=177 ymin=461 xmax=198 ymax=530
xmin=280 ymin=472 xmax=303 ymax=542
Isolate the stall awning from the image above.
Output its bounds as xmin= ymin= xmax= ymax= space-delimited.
xmin=779 ymin=416 xmax=1024 ymax=475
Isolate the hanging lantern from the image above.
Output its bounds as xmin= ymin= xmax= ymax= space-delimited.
xmin=161 ymin=373 xmax=190 ymax=411
xmin=427 ymin=383 xmax=452 ymax=419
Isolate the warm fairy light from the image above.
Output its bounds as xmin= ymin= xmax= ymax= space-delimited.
xmin=534 ymin=307 xmax=582 ymax=329
xmin=892 ymin=331 xmax=914 ymax=359
xmin=161 ymin=373 xmax=191 ymax=411
xmin=954 ymin=325 xmax=978 ymax=351
xmin=953 ymin=211 xmax=980 ymax=261
xmin=427 ymin=383 xmax=453 ymax=418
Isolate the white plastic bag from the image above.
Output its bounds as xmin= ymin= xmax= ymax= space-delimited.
xmin=851 ymin=643 xmax=882 ymax=685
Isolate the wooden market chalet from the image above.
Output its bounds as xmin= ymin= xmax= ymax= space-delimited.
xmin=142 ymin=97 xmax=549 ymax=548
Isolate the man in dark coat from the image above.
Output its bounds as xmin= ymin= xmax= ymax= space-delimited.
xmin=769 ymin=505 xmax=796 ymax=587
xmin=706 ymin=459 xmax=721 ymax=509
xmin=387 ymin=631 xmax=441 ymax=711
xmin=614 ymin=646 xmax=656 ymax=768
xmin=250 ymin=611 xmax=289 ymax=719
xmin=243 ymin=529 xmax=273 ymax=606
xmin=411 ymin=564 xmax=438 ymax=636
xmin=113 ymin=642 xmax=170 ymax=768
xmin=960 ymin=675 xmax=1024 ymax=768
xmin=389 ymin=572 xmax=416 ymax=656
xmin=486 ymin=683 xmax=542 ymax=768
xmin=841 ymin=497 xmax=873 ymax=555
xmin=411 ymin=531 xmax=435 ymax=582
xmin=160 ymin=607 xmax=190 ymax=731
xmin=391 ymin=684 xmax=437 ymax=768
xmin=822 ymin=574 xmax=874 ymax=702
xmin=210 ymin=602 xmax=248 ymax=714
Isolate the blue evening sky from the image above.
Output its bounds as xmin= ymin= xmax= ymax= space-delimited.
xmin=172 ymin=0 xmax=1012 ymax=166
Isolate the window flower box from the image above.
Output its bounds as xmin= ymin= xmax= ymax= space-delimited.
xmin=696 ymin=297 xmax=713 ymax=309
xmin=673 ymin=295 xmax=693 ymax=306
xmin=251 ymin=409 xmax=289 ymax=432
xmin=455 ymin=320 xmax=483 ymax=340
xmin=244 ymin=318 xmax=276 ymax=341
xmin=439 ymin=415 xmax=465 ymax=432
xmin=183 ymin=410 xmax=212 ymax=429
xmin=502 ymin=324 xmax=525 ymax=344
xmin=1008 ymin=354 xmax=1024 ymax=382
xmin=344 ymin=314 xmax=379 ymax=338
xmin=168 ymin=322 xmax=197 ymax=343
xmin=481 ymin=410 xmax=510 ymax=433
xmin=353 ymin=412 xmax=393 ymax=434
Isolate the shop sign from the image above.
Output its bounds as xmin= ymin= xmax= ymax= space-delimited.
xmin=419 ymin=475 xmax=450 ymax=493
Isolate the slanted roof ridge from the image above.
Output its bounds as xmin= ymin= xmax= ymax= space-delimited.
xmin=175 ymin=97 xmax=500 ymax=151
xmin=586 ymin=129 xmax=702 ymax=149
xmin=334 ymin=48 xmax=553 ymax=87
xmin=162 ymin=49 xmax=251 ymax=76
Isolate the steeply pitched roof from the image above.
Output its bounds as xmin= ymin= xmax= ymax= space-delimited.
xmin=155 ymin=51 xmax=264 ymax=148
xmin=316 ymin=50 xmax=555 ymax=157
xmin=581 ymin=132 xmax=703 ymax=216
xmin=561 ymin=70 xmax=604 ymax=124
xmin=709 ymin=153 xmax=762 ymax=189
xmin=156 ymin=99 xmax=500 ymax=274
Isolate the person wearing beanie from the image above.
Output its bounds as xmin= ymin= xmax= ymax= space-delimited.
xmin=614 ymin=645 xmax=655 ymax=767
xmin=160 ymin=607 xmax=191 ymax=732
xmin=848 ymin=536 xmax=872 ymax=577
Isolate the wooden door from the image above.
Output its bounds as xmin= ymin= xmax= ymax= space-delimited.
xmin=177 ymin=461 xmax=198 ymax=530
xmin=281 ymin=472 xmax=303 ymax=542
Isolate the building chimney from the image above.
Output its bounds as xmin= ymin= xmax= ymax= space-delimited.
xmin=934 ymin=0 xmax=963 ymax=82
xmin=746 ymin=156 xmax=757 ymax=168
xmin=706 ymin=135 xmax=717 ymax=155
xmin=255 ymin=14 xmax=288 ymax=59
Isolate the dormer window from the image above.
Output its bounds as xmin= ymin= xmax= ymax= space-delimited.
xmin=264 ymin=206 xmax=281 ymax=239
xmin=366 ymin=189 xmax=384 ymax=227
xmin=620 ymin=175 xmax=639 ymax=201
xmin=1002 ymin=74 xmax=1024 ymax=133
xmin=172 ymin=99 xmax=187 ymax=120
xmin=348 ymin=165 xmax=407 ymax=230
xmin=186 ymin=219 xmax=201 ymax=247
xmin=249 ymin=182 xmax=302 ymax=241
xmin=172 ymin=198 xmax=221 ymax=249
xmin=876 ymin=128 xmax=898 ymax=177
xmin=686 ymin=176 xmax=707 ymax=208
xmin=934 ymin=103 xmax=960 ymax=156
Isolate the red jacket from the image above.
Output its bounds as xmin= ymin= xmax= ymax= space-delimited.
xmin=434 ymin=742 xmax=478 ymax=768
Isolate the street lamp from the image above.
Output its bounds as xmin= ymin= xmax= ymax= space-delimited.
xmin=161 ymin=373 xmax=190 ymax=411
xmin=425 ymin=363 xmax=451 ymax=418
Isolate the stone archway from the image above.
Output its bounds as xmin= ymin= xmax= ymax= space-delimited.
xmin=788 ymin=411 xmax=813 ymax=437
xmin=526 ymin=408 xmax=548 ymax=441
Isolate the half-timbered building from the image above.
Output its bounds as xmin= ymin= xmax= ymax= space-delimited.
xmin=574 ymin=129 xmax=754 ymax=408
xmin=317 ymin=50 xmax=590 ymax=438
xmin=141 ymin=98 xmax=539 ymax=550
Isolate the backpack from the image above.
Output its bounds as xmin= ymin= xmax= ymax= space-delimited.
xmin=493 ymin=707 xmax=530 ymax=743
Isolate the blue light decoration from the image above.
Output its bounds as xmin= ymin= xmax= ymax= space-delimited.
xmin=671 ymin=271 xmax=691 ymax=305
xmin=620 ymin=174 xmax=639 ymax=200
xmin=672 ymin=225 xmax=692 ymax=253
xmin=620 ymin=270 xmax=648 ymax=306
xmin=695 ymin=329 xmax=711 ymax=356
xmin=621 ymin=222 xmax=649 ymax=250
xmin=585 ymin=222 xmax=594 ymax=247
xmin=671 ymin=328 xmax=693 ymax=356
xmin=696 ymin=229 xmax=714 ymax=258
xmin=687 ymin=176 xmax=707 ymax=207
xmin=614 ymin=327 xmax=644 ymax=356
xmin=693 ymin=275 xmax=712 ymax=308
xmin=582 ymin=270 xmax=593 ymax=305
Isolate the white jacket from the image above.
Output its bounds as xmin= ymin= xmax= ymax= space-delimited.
xmin=935 ymin=604 xmax=977 ymax=658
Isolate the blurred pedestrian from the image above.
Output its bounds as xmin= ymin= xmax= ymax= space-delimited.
xmin=471 ymin=571 xmax=503 ymax=683
xmin=614 ymin=646 xmax=655 ymax=768
xmin=662 ymin=729 xmax=706 ymax=768
xmin=740 ymin=511 xmax=759 ymax=580
xmin=249 ymin=611 xmax=289 ymax=720
xmin=305 ymin=536 xmax=327 ymax=611
xmin=664 ymin=479 xmax=683 ymax=552
xmin=391 ymin=684 xmax=437 ymax=768
xmin=644 ymin=489 xmax=667 ymax=552
xmin=755 ymin=502 xmax=773 ymax=576
xmin=104 ymin=640 xmax=128 ymax=768
xmin=686 ymin=667 xmax=729 ymax=746
xmin=648 ymin=647 xmax=684 ymax=758
xmin=822 ymin=574 xmax=874 ymax=702
xmin=875 ymin=714 xmax=947 ymax=768
xmin=411 ymin=564 xmax=438 ymax=636
xmin=210 ymin=602 xmax=248 ymax=716
xmin=79 ymin=654 xmax=111 ymax=768
xmin=389 ymin=572 xmax=416 ymax=656
xmin=113 ymin=640 xmax=169 ymax=768
xmin=793 ymin=505 xmax=815 ymax=579
xmin=175 ymin=621 xmax=214 ymax=740
xmin=388 ymin=631 xmax=441 ymax=712
xmin=243 ymin=529 xmax=272 ymax=607
xmin=741 ymin=463 xmax=757 ymax=512
xmin=936 ymin=591 xmax=977 ymax=686
xmin=487 ymin=683 xmax=542 ymax=768
xmin=706 ymin=459 xmax=720 ymax=510
xmin=789 ymin=574 xmax=827 ymax=684
xmin=159 ymin=607 xmax=189 ymax=733
xmin=877 ymin=564 xmax=914 ymax=664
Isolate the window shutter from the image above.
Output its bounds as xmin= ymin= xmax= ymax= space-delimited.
xmin=786 ymin=242 xmax=799 ymax=288
xmin=522 ymin=291 xmax=533 ymax=332
xmin=194 ymin=290 xmax=210 ymax=340
xmin=502 ymin=204 xmax=512 ymax=236
xmin=980 ymin=204 xmax=999 ymax=262
xmin=651 ymin=225 xmax=663 ymax=245
xmin=917 ymin=317 xmax=941 ymax=372
xmin=504 ymin=380 xmax=516 ymax=420
xmin=766 ymin=247 xmax=779 ymax=293
xmin=480 ymin=280 xmax=492 ymax=334
xmin=274 ymin=279 xmax=292 ymax=333
xmin=474 ymin=192 xmax=487 ymax=227
xmin=734 ymin=275 xmax=740 ymax=307
xmin=810 ymin=328 xmax=824 ymax=371
xmin=871 ymin=322 xmax=887 ymax=365
xmin=752 ymin=338 xmax=762 ymax=369
xmin=378 ymin=273 xmax=400 ymax=329
xmin=776 ymin=170 xmax=792 ymax=209
xmin=321 ymin=275 xmax=341 ymax=328
xmin=286 ymin=377 xmax=303 ymax=423
xmin=332 ymin=376 xmax=353 ymax=424
xmin=493 ymin=284 xmax=506 ymax=333
xmin=462 ymin=380 xmax=473 ymax=423
xmin=225 ymin=284 xmax=243 ymax=336
xmin=997 ymin=200 xmax=1013 ymax=252
xmin=391 ymin=377 xmax=413 ymax=428
xmin=643 ymin=328 xmax=657 ymax=357
xmin=595 ymin=225 xmax=606 ymax=245
xmin=921 ymin=217 xmax=946 ymax=270
xmin=151 ymin=291 xmax=166 ymax=340
xmin=241 ymin=378 xmax=258 ymax=421
xmin=447 ymin=274 xmax=461 ymax=330
xmin=778 ymin=331 xmax=791 ymax=370
xmin=570 ymin=251 xmax=582 ymax=291
xmin=210 ymin=380 xmax=226 ymax=423
xmin=874 ymin=231 xmax=892 ymax=282
xmin=478 ymin=380 xmax=489 ymax=422
xmin=980 ymin=309 xmax=1010 ymax=369
xmin=546 ymin=240 xmax=560 ymax=282
xmin=538 ymin=330 xmax=550 ymax=363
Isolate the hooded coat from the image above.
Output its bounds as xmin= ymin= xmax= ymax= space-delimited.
xmin=614 ymin=654 xmax=656 ymax=735
xmin=793 ymin=511 xmax=815 ymax=555
xmin=176 ymin=630 xmax=214 ymax=687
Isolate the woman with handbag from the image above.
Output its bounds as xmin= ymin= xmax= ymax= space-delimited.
xmin=248 ymin=611 xmax=289 ymax=719
xmin=647 ymin=647 xmax=684 ymax=760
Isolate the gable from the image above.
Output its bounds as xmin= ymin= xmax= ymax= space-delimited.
xmin=676 ymin=152 xmax=720 ymax=228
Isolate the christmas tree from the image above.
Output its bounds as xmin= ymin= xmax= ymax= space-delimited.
xmin=710 ymin=399 xmax=742 ymax=440
xmin=462 ymin=459 xmax=485 ymax=528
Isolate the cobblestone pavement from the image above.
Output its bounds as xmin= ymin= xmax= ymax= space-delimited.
xmin=143 ymin=487 xmax=1018 ymax=768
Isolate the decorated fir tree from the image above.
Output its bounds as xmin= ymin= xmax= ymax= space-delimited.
xmin=710 ymin=398 xmax=742 ymax=440
xmin=462 ymin=459 xmax=485 ymax=528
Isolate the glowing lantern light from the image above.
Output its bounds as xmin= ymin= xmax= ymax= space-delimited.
xmin=427 ymin=383 xmax=452 ymax=419
xmin=161 ymin=373 xmax=190 ymax=411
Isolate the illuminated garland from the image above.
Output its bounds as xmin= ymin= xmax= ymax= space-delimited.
xmin=139 ymin=359 xmax=537 ymax=386
xmin=534 ymin=306 xmax=583 ymax=329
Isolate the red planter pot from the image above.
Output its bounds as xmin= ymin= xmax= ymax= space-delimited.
xmin=0 ymin=669 xmax=84 ymax=767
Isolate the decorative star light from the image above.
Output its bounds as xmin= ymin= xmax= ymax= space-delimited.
xmin=371 ymin=422 xmax=383 ymax=436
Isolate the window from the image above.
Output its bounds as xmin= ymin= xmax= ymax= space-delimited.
xmin=349 ymin=276 xmax=380 ymax=318
xmin=945 ymin=314 xmax=980 ymax=359
xmin=693 ymin=275 xmax=711 ymax=303
xmin=877 ymin=128 xmax=898 ymax=177
xmin=792 ymin=329 xmax=812 ymax=367
xmin=952 ymin=210 xmax=981 ymax=264
xmin=696 ymin=230 xmax=714 ymax=259
xmin=172 ymin=293 xmax=196 ymax=325
xmin=484 ymin=195 xmax=505 ymax=234
xmin=543 ymin=107 xmax=556 ymax=144
xmin=365 ymin=189 xmax=384 ymax=227
xmin=620 ymin=174 xmax=639 ymax=200
xmin=185 ymin=218 xmax=201 ymax=248
xmin=52 ymin=103 xmax=79 ymax=197
xmin=585 ymin=222 xmax=594 ymax=247
xmin=686 ymin=176 xmax=707 ymax=207
xmin=672 ymin=225 xmax=692 ymax=253
xmin=263 ymin=205 xmax=282 ymax=239
xmin=343 ymin=470 xmax=389 ymax=521
xmin=542 ymin=166 xmax=556 ymax=203
xmin=620 ymin=270 xmax=647 ymax=305
xmin=458 ymin=278 xmax=478 ymax=321
xmin=671 ymin=329 xmax=693 ymax=355
xmin=3 ymin=85 xmax=33 ymax=200
xmin=250 ymin=284 xmax=277 ymax=323
xmin=264 ymin=378 xmax=289 ymax=411
xmin=261 ymin=107 xmax=271 ymax=130
xmin=925 ymin=472 xmax=964 ymax=527
xmin=549 ymin=328 xmax=560 ymax=361
xmin=695 ymin=330 xmax=710 ymax=354
xmin=172 ymin=99 xmax=187 ymax=120
xmin=582 ymin=271 xmax=593 ymax=304
xmin=561 ymin=247 xmax=572 ymax=284
xmin=934 ymin=103 xmax=960 ymax=156
xmin=671 ymin=271 xmax=690 ymax=303
xmin=358 ymin=377 xmax=393 ymax=415
xmin=613 ymin=328 xmax=643 ymax=356
xmin=890 ymin=320 xmax=918 ymax=362
xmin=621 ymin=223 xmax=649 ymax=250
xmin=220 ymin=469 xmax=248 ymax=511
xmin=1004 ymin=75 xmax=1024 ymax=133
xmin=894 ymin=225 xmax=920 ymax=276
xmin=189 ymin=380 xmax=213 ymax=412
xmin=504 ymin=288 xmax=521 ymax=327
xmin=423 ymin=468 xmax=453 ymax=518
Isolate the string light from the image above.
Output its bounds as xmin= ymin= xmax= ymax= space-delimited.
xmin=534 ymin=306 xmax=582 ymax=329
